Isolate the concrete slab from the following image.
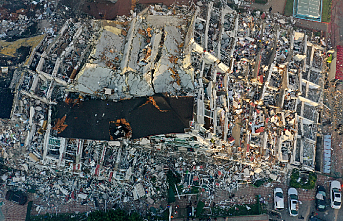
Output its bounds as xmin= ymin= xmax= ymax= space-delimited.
xmin=329 ymin=51 xmax=337 ymax=80
xmin=232 ymin=118 xmax=241 ymax=147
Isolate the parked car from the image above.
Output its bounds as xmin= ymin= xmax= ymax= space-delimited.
xmin=309 ymin=215 xmax=325 ymax=221
xmin=5 ymin=190 xmax=27 ymax=205
xmin=268 ymin=210 xmax=281 ymax=219
xmin=288 ymin=188 xmax=298 ymax=216
xmin=274 ymin=188 xmax=284 ymax=210
xmin=187 ymin=206 xmax=194 ymax=217
xmin=330 ymin=180 xmax=341 ymax=209
xmin=316 ymin=185 xmax=326 ymax=211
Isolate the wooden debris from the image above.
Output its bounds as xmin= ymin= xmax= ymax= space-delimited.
xmin=139 ymin=97 xmax=169 ymax=112
xmin=52 ymin=115 xmax=68 ymax=134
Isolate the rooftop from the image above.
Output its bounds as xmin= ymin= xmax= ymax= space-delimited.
xmin=293 ymin=0 xmax=322 ymax=22
xmin=73 ymin=7 xmax=195 ymax=99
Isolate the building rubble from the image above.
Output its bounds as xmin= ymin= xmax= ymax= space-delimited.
xmin=0 ymin=1 xmax=329 ymax=215
xmin=192 ymin=4 xmax=325 ymax=174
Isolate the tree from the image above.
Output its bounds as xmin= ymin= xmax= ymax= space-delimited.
xmin=196 ymin=201 xmax=205 ymax=217
xmin=168 ymin=187 xmax=176 ymax=203
xmin=166 ymin=170 xmax=181 ymax=187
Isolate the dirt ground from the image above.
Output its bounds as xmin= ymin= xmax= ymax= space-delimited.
xmin=249 ymin=0 xmax=287 ymax=14
xmin=81 ymin=0 xmax=124 ymax=20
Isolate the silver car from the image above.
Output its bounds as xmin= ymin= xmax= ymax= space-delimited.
xmin=288 ymin=188 xmax=298 ymax=216
xmin=330 ymin=180 xmax=341 ymax=209
xmin=274 ymin=188 xmax=284 ymax=210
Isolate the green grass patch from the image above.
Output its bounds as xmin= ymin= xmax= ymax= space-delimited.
xmin=290 ymin=169 xmax=317 ymax=189
xmin=254 ymin=0 xmax=268 ymax=4
xmin=314 ymin=31 xmax=321 ymax=37
xmin=322 ymin=0 xmax=332 ymax=22
xmin=284 ymin=0 xmax=294 ymax=16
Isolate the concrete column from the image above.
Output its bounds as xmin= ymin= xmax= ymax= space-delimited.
xmin=197 ymin=88 xmax=205 ymax=124
xmin=204 ymin=2 xmax=213 ymax=50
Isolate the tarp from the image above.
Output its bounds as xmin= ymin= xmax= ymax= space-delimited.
xmin=323 ymin=135 xmax=331 ymax=173
xmin=53 ymin=94 xmax=194 ymax=140
xmin=0 ymin=88 xmax=14 ymax=119
xmin=327 ymin=54 xmax=332 ymax=63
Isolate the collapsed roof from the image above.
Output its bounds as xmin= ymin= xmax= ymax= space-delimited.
xmin=72 ymin=6 xmax=195 ymax=99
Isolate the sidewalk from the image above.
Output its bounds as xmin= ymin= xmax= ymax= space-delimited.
xmin=249 ymin=0 xmax=287 ymax=14
xmin=293 ymin=19 xmax=328 ymax=32
xmin=231 ymin=173 xmax=332 ymax=205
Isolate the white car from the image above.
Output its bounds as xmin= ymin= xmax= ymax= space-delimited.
xmin=288 ymin=188 xmax=298 ymax=216
xmin=330 ymin=180 xmax=341 ymax=209
xmin=274 ymin=188 xmax=284 ymax=210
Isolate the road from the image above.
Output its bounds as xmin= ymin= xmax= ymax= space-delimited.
xmin=268 ymin=200 xmax=312 ymax=221
xmin=268 ymin=199 xmax=343 ymax=221
xmin=310 ymin=203 xmax=343 ymax=221
xmin=312 ymin=205 xmax=343 ymax=221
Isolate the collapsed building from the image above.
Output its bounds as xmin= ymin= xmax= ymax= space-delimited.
xmin=190 ymin=5 xmax=326 ymax=174
xmin=1 ymin=1 xmax=329 ymax=213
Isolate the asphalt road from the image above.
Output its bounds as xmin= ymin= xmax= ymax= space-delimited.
xmin=315 ymin=205 xmax=343 ymax=221
xmin=271 ymin=200 xmax=312 ymax=221
xmin=268 ymin=198 xmax=343 ymax=221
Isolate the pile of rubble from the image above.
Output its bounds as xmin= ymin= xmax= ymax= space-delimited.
xmin=0 ymin=1 xmax=330 ymax=218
